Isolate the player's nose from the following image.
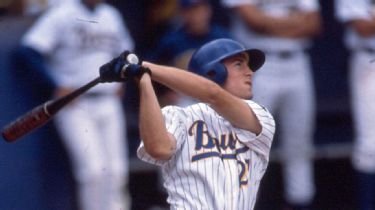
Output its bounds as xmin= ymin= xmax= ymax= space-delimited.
xmin=246 ymin=66 xmax=254 ymax=76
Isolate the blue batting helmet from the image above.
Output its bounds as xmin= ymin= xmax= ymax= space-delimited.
xmin=188 ymin=38 xmax=265 ymax=85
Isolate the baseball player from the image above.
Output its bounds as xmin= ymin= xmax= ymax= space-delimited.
xmin=17 ymin=0 xmax=134 ymax=210
xmin=335 ymin=1 xmax=375 ymax=209
xmin=102 ymin=38 xmax=275 ymax=210
xmin=221 ymin=1 xmax=322 ymax=209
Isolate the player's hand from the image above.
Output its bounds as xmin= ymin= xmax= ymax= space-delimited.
xmin=99 ymin=51 xmax=142 ymax=83
xmin=125 ymin=63 xmax=152 ymax=80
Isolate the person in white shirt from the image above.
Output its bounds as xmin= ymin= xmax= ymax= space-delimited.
xmin=221 ymin=1 xmax=322 ymax=209
xmin=19 ymin=0 xmax=134 ymax=209
xmin=335 ymin=1 xmax=375 ymax=209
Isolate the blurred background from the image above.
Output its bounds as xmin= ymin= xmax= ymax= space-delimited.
xmin=0 ymin=0 xmax=355 ymax=210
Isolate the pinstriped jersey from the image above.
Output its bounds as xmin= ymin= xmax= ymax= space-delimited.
xmin=137 ymin=100 xmax=275 ymax=210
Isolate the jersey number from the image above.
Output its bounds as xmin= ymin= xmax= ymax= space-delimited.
xmin=238 ymin=159 xmax=250 ymax=187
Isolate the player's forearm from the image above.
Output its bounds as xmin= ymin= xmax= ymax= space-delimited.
xmin=235 ymin=6 xmax=321 ymax=38
xmin=234 ymin=5 xmax=283 ymax=34
xmin=349 ymin=18 xmax=375 ymax=37
xmin=142 ymin=61 xmax=222 ymax=105
xmin=273 ymin=12 xmax=322 ymax=38
xmin=142 ymin=61 xmax=262 ymax=134
xmin=138 ymin=74 xmax=175 ymax=160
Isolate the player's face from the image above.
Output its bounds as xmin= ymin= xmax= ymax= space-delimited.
xmin=222 ymin=53 xmax=254 ymax=99
xmin=181 ymin=3 xmax=212 ymax=34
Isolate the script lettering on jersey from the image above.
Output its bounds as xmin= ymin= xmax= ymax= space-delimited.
xmin=74 ymin=25 xmax=118 ymax=52
xmin=189 ymin=120 xmax=251 ymax=187
xmin=189 ymin=120 xmax=237 ymax=162
xmin=189 ymin=120 xmax=237 ymax=161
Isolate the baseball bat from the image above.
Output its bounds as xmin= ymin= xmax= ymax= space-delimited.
xmin=2 ymin=77 xmax=102 ymax=142
xmin=1 ymin=53 xmax=140 ymax=143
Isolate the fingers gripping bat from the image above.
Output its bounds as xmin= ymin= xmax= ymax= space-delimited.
xmin=2 ymin=53 xmax=139 ymax=142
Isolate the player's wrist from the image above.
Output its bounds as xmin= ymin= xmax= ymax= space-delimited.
xmin=138 ymin=71 xmax=152 ymax=85
xmin=141 ymin=66 xmax=152 ymax=77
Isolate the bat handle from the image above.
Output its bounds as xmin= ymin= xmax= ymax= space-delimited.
xmin=48 ymin=77 xmax=102 ymax=114
xmin=1 ymin=102 xmax=52 ymax=142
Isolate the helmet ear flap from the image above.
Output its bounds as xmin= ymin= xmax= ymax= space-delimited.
xmin=201 ymin=62 xmax=228 ymax=85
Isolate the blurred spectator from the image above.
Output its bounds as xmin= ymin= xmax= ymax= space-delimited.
xmin=146 ymin=0 xmax=232 ymax=107
xmin=0 ymin=0 xmax=77 ymax=16
xmin=335 ymin=1 xmax=375 ymax=209
xmin=221 ymin=1 xmax=322 ymax=210
xmin=0 ymin=0 xmax=12 ymax=15
xmin=0 ymin=0 xmax=25 ymax=16
xmin=13 ymin=0 xmax=134 ymax=210
xmin=147 ymin=0 xmax=230 ymax=68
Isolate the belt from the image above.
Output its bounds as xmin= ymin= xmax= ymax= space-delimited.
xmin=83 ymin=92 xmax=107 ymax=98
xmin=265 ymin=50 xmax=307 ymax=59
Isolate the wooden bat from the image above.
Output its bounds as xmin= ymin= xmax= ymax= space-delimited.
xmin=2 ymin=77 xmax=102 ymax=142
xmin=1 ymin=53 xmax=139 ymax=142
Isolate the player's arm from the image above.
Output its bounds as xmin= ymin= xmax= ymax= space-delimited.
xmin=232 ymin=5 xmax=321 ymax=38
xmin=142 ymin=62 xmax=262 ymax=135
xmin=347 ymin=18 xmax=375 ymax=37
xmin=138 ymin=73 xmax=177 ymax=160
xmin=334 ymin=0 xmax=375 ymax=37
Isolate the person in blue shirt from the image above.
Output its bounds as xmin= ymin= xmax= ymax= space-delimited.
xmin=146 ymin=0 xmax=232 ymax=107
xmin=147 ymin=0 xmax=231 ymax=69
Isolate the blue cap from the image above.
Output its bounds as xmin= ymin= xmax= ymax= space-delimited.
xmin=179 ymin=0 xmax=208 ymax=8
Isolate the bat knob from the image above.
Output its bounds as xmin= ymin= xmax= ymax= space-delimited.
xmin=121 ymin=54 xmax=140 ymax=78
xmin=100 ymin=52 xmax=142 ymax=82
xmin=126 ymin=53 xmax=139 ymax=64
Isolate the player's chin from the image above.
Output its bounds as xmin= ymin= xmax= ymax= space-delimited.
xmin=248 ymin=92 xmax=253 ymax=99
xmin=234 ymin=85 xmax=252 ymax=99
xmin=241 ymin=89 xmax=253 ymax=99
xmin=247 ymin=92 xmax=253 ymax=100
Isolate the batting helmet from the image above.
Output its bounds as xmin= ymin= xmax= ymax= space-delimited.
xmin=188 ymin=38 xmax=265 ymax=85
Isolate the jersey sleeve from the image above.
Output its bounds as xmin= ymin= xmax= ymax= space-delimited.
xmin=22 ymin=7 xmax=62 ymax=54
xmin=298 ymin=0 xmax=320 ymax=12
xmin=233 ymin=100 xmax=275 ymax=161
xmin=335 ymin=0 xmax=372 ymax=22
xmin=137 ymin=105 xmax=187 ymax=166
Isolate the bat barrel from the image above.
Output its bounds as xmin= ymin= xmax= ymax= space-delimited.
xmin=2 ymin=102 xmax=52 ymax=142
xmin=1 ymin=76 xmax=102 ymax=142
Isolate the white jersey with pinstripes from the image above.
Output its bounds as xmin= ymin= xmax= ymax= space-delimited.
xmin=137 ymin=100 xmax=275 ymax=210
